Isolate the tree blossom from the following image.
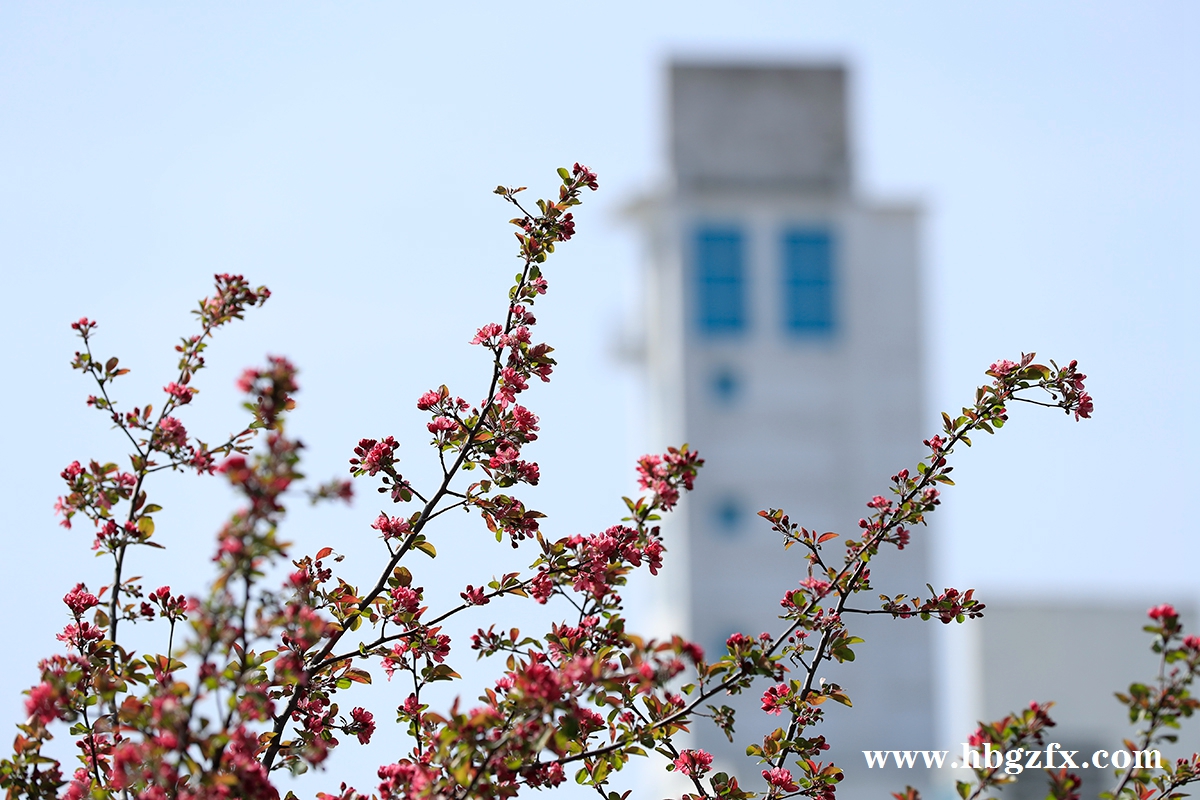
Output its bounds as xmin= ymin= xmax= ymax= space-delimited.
xmin=350 ymin=708 xmax=375 ymax=745
xmin=763 ymin=767 xmax=799 ymax=792
xmin=673 ymin=749 xmax=713 ymax=778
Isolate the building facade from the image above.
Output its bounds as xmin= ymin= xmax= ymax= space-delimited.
xmin=629 ymin=63 xmax=938 ymax=796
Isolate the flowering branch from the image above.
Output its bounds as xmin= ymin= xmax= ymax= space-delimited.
xmin=10 ymin=164 xmax=1188 ymax=800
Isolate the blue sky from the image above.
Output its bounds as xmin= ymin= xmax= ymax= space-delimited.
xmin=2 ymin=1 xmax=1197 ymax=792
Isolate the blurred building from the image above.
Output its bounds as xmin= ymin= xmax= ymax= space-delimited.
xmin=624 ymin=60 xmax=1199 ymax=800
xmin=627 ymin=62 xmax=936 ymax=798
xmin=947 ymin=600 xmax=1198 ymax=800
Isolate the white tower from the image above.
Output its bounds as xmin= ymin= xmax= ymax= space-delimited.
xmin=630 ymin=63 xmax=935 ymax=797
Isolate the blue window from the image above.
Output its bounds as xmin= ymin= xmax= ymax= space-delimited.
xmin=694 ymin=226 xmax=747 ymax=334
xmin=782 ymin=228 xmax=835 ymax=335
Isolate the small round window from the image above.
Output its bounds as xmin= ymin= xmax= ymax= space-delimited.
xmin=713 ymin=495 xmax=743 ymax=537
xmin=710 ymin=366 xmax=740 ymax=404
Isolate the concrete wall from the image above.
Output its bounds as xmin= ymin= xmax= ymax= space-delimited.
xmin=634 ymin=63 xmax=936 ymax=799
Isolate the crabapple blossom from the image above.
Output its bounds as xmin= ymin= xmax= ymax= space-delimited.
xmin=10 ymin=167 xmax=1185 ymax=800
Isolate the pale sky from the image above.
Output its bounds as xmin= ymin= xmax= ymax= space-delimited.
xmin=2 ymin=2 xmax=1197 ymax=793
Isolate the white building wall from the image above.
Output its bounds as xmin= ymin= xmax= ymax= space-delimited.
xmin=940 ymin=602 xmax=1199 ymax=800
xmin=632 ymin=63 xmax=938 ymax=798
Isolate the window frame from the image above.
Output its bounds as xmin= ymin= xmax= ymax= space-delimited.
xmin=780 ymin=226 xmax=836 ymax=337
xmin=692 ymin=224 xmax=749 ymax=337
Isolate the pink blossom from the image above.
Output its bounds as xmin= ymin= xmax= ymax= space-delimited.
xmin=63 ymin=584 xmax=100 ymax=616
xmin=798 ymin=576 xmax=832 ymax=597
xmin=515 ymin=658 xmax=563 ymax=702
xmin=501 ymin=325 xmax=531 ymax=347
xmin=673 ymin=749 xmax=713 ymax=778
xmin=25 ymin=682 xmax=60 ymax=724
xmin=574 ymin=706 xmax=605 ymax=732
xmin=527 ymin=762 xmax=565 ymax=788
xmin=515 ymin=460 xmax=540 ymax=484
xmin=644 ymin=538 xmax=664 ymax=575
xmin=416 ymin=389 xmax=442 ymax=410
xmin=216 ymin=455 xmax=250 ymax=484
xmin=380 ymin=644 xmax=408 ymax=680
xmin=470 ymin=323 xmax=503 ymax=346
xmin=427 ymin=416 xmax=458 ymax=434
xmin=529 ymin=570 xmax=553 ymax=604
xmin=54 ymin=496 xmax=73 ymax=529
xmin=350 ymin=707 xmax=375 ymax=745
xmin=460 ymin=585 xmax=489 ymax=606
xmin=557 ymin=212 xmax=576 ymax=241
xmin=156 ymin=416 xmax=188 ymax=448
xmin=163 ymin=382 xmax=195 ymax=405
xmin=350 ymin=436 xmax=398 ymax=476
xmin=413 ymin=632 xmax=451 ymax=663
xmin=57 ymin=621 xmax=104 ymax=647
xmin=572 ymin=162 xmax=599 ymax=190
xmin=489 ymin=445 xmax=519 ymax=466
xmin=371 ymin=514 xmax=410 ymax=540
xmin=1075 ymin=391 xmax=1094 ymax=421
xmin=1149 ymin=604 xmax=1178 ymax=621
xmin=509 ymin=304 xmax=535 ymax=325
xmin=190 ymin=448 xmax=215 ymax=474
xmin=511 ymin=405 xmax=540 ymax=437
xmin=761 ymin=683 xmax=790 ymax=715
xmin=235 ymin=367 xmax=258 ymax=393
xmin=497 ymin=367 xmax=529 ymax=407
xmin=390 ymin=586 xmax=422 ymax=616
xmin=762 ymin=767 xmax=799 ymax=792
xmin=681 ymin=640 xmax=704 ymax=664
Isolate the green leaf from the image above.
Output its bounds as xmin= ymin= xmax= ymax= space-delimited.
xmin=414 ymin=540 xmax=437 ymax=558
xmin=394 ymin=566 xmax=413 ymax=587
xmin=426 ymin=664 xmax=460 ymax=682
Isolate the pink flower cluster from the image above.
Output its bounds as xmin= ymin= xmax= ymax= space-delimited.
xmin=763 ymin=767 xmax=799 ymax=792
xmin=62 ymin=584 xmax=99 ymax=617
xmin=673 ymin=748 xmax=713 ymax=778
xmin=564 ymin=525 xmax=665 ymax=599
xmin=155 ymin=416 xmax=188 ymax=448
xmin=350 ymin=437 xmax=398 ymax=477
xmin=371 ymin=513 xmax=411 ymax=540
xmin=761 ymin=682 xmax=791 ymax=715
xmin=163 ymin=381 xmax=195 ymax=405
xmin=635 ymin=446 xmax=703 ymax=511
